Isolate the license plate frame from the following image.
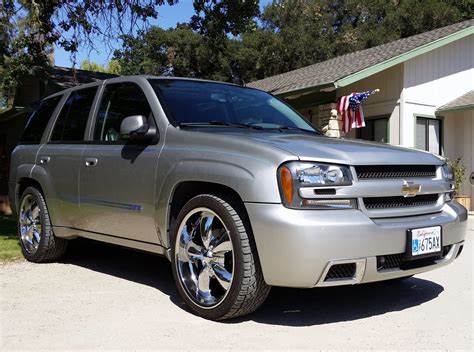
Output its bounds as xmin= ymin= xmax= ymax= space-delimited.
xmin=405 ymin=226 xmax=442 ymax=260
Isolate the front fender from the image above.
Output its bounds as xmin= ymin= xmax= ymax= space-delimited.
xmin=154 ymin=151 xmax=288 ymax=247
xmin=153 ymin=126 xmax=298 ymax=247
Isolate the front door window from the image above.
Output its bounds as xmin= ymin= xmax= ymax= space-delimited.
xmin=93 ymin=82 xmax=152 ymax=143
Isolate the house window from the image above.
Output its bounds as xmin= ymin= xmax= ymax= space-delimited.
xmin=358 ymin=116 xmax=388 ymax=143
xmin=416 ymin=117 xmax=442 ymax=155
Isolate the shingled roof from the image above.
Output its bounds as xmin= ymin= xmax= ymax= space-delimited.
xmin=248 ymin=19 xmax=474 ymax=95
xmin=437 ymin=90 xmax=474 ymax=112
xmin=49 ymin=66 xmax=118 ymax=89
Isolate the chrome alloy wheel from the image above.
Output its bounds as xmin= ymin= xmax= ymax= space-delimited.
xmin=19 ymin=194 xmax=42 ymax=254
xmin=175 ymin=208 xmax=234 ymax=308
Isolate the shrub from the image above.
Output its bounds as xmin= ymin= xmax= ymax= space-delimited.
xmin=449 ymin=157 xmax=466 ymax=196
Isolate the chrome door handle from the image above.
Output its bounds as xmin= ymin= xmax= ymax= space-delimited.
xmin=39 ymin=156 xmax=50 ymax=164
xmin=85 ymin=158 xmax=98 ymax=167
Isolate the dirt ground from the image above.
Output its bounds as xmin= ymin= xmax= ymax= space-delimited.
xmin=1 ymin=218 xmax=472 ymax=351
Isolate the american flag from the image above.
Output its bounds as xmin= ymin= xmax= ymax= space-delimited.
xmin=337 ymin=90 xmax=378 ymax=135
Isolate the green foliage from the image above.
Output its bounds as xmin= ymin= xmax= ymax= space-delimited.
xmin=114 ymin=25 xmax=237 ymax=81
xmin=0 ymin=215 xmax=21 ymax=262
xmin=107 ymin=60 xmax=122 ymax=75
xmin=80 ymin=60 xmax=122 ymax=74
xmin=191 ymin=0 xmax=260 ymax=48
xmin=80 ymin=61 xmax=106 ymax=73
xmin=449 ymin=156 xmax=467 ymax=196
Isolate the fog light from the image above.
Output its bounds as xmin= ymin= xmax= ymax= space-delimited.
xmin=301 ymin=199 xmax=357 ymax=209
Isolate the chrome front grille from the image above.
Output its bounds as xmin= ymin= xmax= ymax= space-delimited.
xmin=355 ymin=165 xmax=437 ymax=179
xmin=363 ymin=194 xmax=438 ymax=210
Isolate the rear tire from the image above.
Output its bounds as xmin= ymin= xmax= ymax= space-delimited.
xmin=17 ymin=186 xmax=68 ymax=262
xmin=171 ymin=193 xmax=270 ymax=320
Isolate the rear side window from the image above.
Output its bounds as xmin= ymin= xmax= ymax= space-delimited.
xmin=20 ymin=95 xmax=62 ymax=144
xmin=50 ymin=87 xmax=98 ymax=142
xmin=93 ymin=83 xmax=151 ymax=142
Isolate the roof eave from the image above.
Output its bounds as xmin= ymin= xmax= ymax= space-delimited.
xmin=275 ymin=82 xmax=336 ymax=97
xmin=436 ymin=104 xmax=474 ymax=113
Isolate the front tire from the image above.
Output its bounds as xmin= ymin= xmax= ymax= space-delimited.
xmin=18 ymin=186 xmax=68 ymax=262
xmin=171 ymin=193 xmax=270 ymax=320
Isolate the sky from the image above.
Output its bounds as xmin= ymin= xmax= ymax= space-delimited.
xmin=54 ymin=0 xmax=272 ymax=68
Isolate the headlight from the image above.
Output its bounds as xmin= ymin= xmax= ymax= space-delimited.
xmin=441 ymin=163 xmax=454 ymax=182
xmin=295 ymin=163 xmax=352 ymax=186
xmin=441 ymin=163 xmax=455 ymax=202
xmin=278 ymin=162 xmax=355 ymax=209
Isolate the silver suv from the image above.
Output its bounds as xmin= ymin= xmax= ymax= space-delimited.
xmin=9 ymin=76 xmax=467 ymax=320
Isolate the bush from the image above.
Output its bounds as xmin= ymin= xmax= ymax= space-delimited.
xmin=448 ymin=157 xmax=466 ymax=196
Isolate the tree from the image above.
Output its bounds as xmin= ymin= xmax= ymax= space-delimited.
xmin=114 ymin=25 xmax=238 ymax=81
xmin=190 ymin=0 xmax=260 ymax=46
xmin=1 ymin=0 xmax=177 ymax=96
xmin=80 ymin=60 xmax=122 ymax=74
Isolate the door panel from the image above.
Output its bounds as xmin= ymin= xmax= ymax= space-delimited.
xmin=37 ymin=144 xmax=84 ymax=228
xmin=78 ymin=144 xmax=161 ymax=244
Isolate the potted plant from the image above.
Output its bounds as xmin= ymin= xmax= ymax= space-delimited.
xmin=449 ymin=157 xmax=471 ymax=210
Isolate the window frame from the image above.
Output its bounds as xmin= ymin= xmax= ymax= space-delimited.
xmin=88 ymin=81 xmax=158 ymax=145
xmin=47 ymin=86 xmax=100 ymax=144
xmin=356 ymin=115 xmax=389 ymax=143
xmin=415 ymin=115 xmax=443 ymax=155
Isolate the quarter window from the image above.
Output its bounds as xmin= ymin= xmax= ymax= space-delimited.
xmin=93 ymin=83 xmax=151 ymax=142
xmin=20 ymin=95 xmax=62 ymax=144
xmin=50 ymin=87 xmax=98 ymax=142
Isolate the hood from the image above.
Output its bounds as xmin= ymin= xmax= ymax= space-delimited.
xmin=218 ymin=131 xmax=445 ymax=166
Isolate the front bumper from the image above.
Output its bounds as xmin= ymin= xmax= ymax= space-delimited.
xmin=245 ymin=201 xmax=467 ymax=288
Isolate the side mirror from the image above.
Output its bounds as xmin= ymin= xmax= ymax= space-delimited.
xmin=120 ymin=115 xmax=155 ymax=142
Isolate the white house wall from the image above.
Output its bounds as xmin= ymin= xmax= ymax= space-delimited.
xmin=402 ymin=34 xmax=474 ymax=147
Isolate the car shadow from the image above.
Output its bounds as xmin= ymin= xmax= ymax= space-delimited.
xmin=63 ymin=238 xmax=177 ymax=297
xmin=233 ymin=277 xmax=444 ymax=326
xmin=63 ymin=238 xmax=444 ymax=326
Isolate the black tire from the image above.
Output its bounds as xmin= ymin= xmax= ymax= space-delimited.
xmin=17 ymin=186 xmax=68 ymax=262
xmin=171 ymin=193 xmax=270 ymax=320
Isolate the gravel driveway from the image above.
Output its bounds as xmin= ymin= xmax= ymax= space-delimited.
xmin=1 ymin=217 xmax=472 ymax=350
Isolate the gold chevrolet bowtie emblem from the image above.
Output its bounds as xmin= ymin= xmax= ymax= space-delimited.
xmin=402 ymin=181 xmax=421 ymax=197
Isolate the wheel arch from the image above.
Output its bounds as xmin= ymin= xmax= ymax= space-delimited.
xmin=14 ymin=177 xmax=45 ymax=213
xmin=166 ymin=181 xmax=251 ymax=250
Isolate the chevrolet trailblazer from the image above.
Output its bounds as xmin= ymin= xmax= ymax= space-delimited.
xmin=9 ymin=76 xmax=467 ymax=320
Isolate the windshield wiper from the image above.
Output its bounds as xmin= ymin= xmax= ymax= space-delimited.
xmin=276 ymin=126 xmax=321 ymax=134
xmin=178 ymin=121 xmax=264 ymax=129
xmin=178 ymin=121 xmax=320 ymax=134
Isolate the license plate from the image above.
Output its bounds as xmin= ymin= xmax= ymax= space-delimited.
xmin=406 ymin=226 xmax=442 ymax=259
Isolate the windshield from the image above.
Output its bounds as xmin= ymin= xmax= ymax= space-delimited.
xmin=148 ymin=79 xmax=319 ymax=133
